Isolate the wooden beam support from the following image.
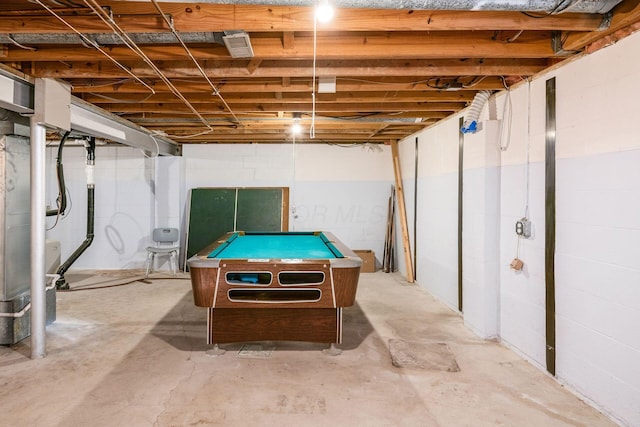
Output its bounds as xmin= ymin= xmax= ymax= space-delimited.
xmin=0 ymin=5 xmax=604 ymax=33
xmin=282 ymin=32 xmax=295 ymax=49
xmin=246 ymin=58 xmax=262 ymax=75
xmin=31 ymin=58 xmax=549 ymax=79
xmin=2 ymin=33 xmax=557 ymax=61
xmin=390 ymin=141 xmax=415 ymax=283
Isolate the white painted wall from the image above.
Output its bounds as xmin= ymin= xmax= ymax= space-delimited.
xmin=404 ymin=116 xmax=461 ymax=311
xmin=462 ymin=120 xmax=501 ymax=339
xmin=183 ymin=143 xmax=393 ymax=262
xmin=397 ymin=30 xmax=640 ymax=426
xmin=550 ymin=32 xmax=640 ymax=427
xmin=45 ymin=145 xmax=155 ymax=270
xmin=47 ymin=143 xmax=393 ymax=272
xmin=395 ymin=140 xmax=416 ymax=279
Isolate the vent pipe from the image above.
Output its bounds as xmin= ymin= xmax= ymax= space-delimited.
xmin=461 ymin=90 xmax=492 ymax=134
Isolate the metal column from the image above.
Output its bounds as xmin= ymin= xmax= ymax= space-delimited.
xmin=30 ymin=120 xmax=47 ymax=359
xmin=457 ymin=116 xmax=464 ymax=312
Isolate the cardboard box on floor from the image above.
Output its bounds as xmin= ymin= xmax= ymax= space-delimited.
xmin=354 ymin=250 xmax=375 ymax=273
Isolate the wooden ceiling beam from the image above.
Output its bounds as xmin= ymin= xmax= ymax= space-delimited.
xmin=32 ymin=58 xmax=549 ymax=78
xmin=1 ymin=32 xmax=556 ymax=61
xmin=101 ymin=101 xmax=462 ymax=113
xmin=0 ymin=5 xmax=604 ymax=33
xmin=163 ymin=132 xmax=419 ymax=142
xmin=119 ymin=111 xmax=448 ymax=120
xmin=69 ymin=77 xmax=506 ymax=93
xmin=80 ymin=91 xmax=475 ymax=104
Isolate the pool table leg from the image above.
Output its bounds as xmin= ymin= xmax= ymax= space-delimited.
xmin=322 ymin=343 xmax=342 ymax=356
xmin=205 ymin=344 xmax=226 ymax=357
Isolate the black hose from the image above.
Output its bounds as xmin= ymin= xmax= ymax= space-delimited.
xmin=55 ymin=138 xmax=96 ymax=290
xmin=46 ymin=131 xmax=70 ymax=217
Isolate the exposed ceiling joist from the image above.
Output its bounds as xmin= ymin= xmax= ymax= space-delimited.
xmin=0 ymin=0 xmax=637 ymax=145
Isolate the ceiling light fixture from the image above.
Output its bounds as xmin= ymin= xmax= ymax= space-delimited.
xmin=291 ymin=113 xmax=302 ymax=134
xmin=315 ymin=0 xmax=334 ymax=23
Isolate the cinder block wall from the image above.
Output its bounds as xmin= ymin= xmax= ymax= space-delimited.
xmin=397 ymin=30 xmax=640 ymax=426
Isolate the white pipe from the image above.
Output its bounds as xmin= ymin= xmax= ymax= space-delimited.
xmin=0 ymin=276 xmax=58 ymax=319
xmin=30 ymin=120 xmax=47 ymax=359
xmin=0 ymin=303 xmax=31 ymax=318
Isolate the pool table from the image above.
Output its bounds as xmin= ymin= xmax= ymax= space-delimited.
xmin=187 ymin=231 xmax=362 ymax=346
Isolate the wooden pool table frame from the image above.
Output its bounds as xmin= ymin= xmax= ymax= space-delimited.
xmin=188 ymin=231 xmax=362 ymax=345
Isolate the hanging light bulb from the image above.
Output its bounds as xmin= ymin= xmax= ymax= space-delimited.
xmin=315 ymin=0 xmax=334 ymax=23
xmin=291 ymin=113 xmax=302 ymax=134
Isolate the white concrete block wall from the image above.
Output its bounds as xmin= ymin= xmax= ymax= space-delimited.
xmin=395 ymin=31 xmax=640 ymax=426
xmin=498 ymin=81 xmax=548 ymax=369
xmin=182 ymin=143 xmax=393 ymax=259
xmin=154 ymin=155 xmax=183 ymax=229
xmin=45 ymin=145 xmax=154 ymax=269
xmin=408 ymin=116 xmax=461 ymax=311
xmin=550 ymin=32 xmax=640 ymax=426
xmin=462 ymin=120 xmax=501 ymax=339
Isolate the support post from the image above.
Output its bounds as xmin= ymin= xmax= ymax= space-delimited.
xmin=390 ymin=141 xmax=414 ymax=283
xmin=545 ymin=77 xmax=557 ymax=376
xmin=30 ymin=120 xmax=47 ymax=359
xmin=458 ymin=117 xmax=464 ymax=312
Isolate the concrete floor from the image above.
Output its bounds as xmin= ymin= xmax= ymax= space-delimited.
xmin=0 ymin=270 xmax=616 ymax=427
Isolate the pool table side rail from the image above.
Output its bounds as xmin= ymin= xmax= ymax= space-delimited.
xmin=189 ymin=261 xmax=360 ymax=308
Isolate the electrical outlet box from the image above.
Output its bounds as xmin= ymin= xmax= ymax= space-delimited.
xmin=515 ymin=217 xmax=532 ymax=238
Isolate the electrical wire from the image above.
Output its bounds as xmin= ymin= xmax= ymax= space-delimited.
xmin=149 ymin=0 xmax=240 ymax=124
xmin=310 ymin=6 xmax=318 ymax=139
xmin=524 ymin=78 xmax=532 ymax=219
xmin=6 ymin=35 xmax=37 ymax=51
xmin=141 ymin=134 xmax=160 ymax=158
xmin=60 ymin=275 xmax=189 ymax=291
xmin=82 ymin=0 xmax=213 ymax=131
xmin=87 ymin=92 xmax=155 ymax=103
xmin=33 ymin=0 xmax=156 ymax=94
xmin=498 ymin=88 xmax=513 ymax=152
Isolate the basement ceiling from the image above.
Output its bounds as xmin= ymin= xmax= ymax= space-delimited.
xmin=1 ymin=0 xmax=639 ymax=146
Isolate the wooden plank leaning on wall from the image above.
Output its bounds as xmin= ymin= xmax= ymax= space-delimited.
xmin=390 ymin=141 xmax=415 ymax=283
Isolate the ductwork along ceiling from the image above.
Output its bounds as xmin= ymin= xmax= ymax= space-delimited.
xmin=0 ymin=0 xmax=638 ymax=145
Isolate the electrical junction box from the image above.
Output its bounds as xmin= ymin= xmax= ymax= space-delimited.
xmin=515 ymin=218 xmax=532 ymax=238
xmin=34 ymin=78 xmax=71 ymax=131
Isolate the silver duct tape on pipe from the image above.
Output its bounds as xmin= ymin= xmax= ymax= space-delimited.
xmin=145 ymin=0 xmax=623 ymax=14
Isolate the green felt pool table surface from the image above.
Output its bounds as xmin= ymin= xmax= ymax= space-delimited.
xmin=207 ymin=231 xmax=343 ymax=260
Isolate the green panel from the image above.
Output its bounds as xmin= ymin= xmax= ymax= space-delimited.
xmin=186 ymin=188 xmax=236 ymax=258
xmin=236 ymin=188 xmax=282 ymax=232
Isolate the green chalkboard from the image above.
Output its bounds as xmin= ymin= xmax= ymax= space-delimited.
xmin=186 ymin=188 xmax=235 ymax=259
xmin=236 ymin=188 xmax=283 ymax=232
xmin=185 ymin=188 xmax=287 ymax=260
